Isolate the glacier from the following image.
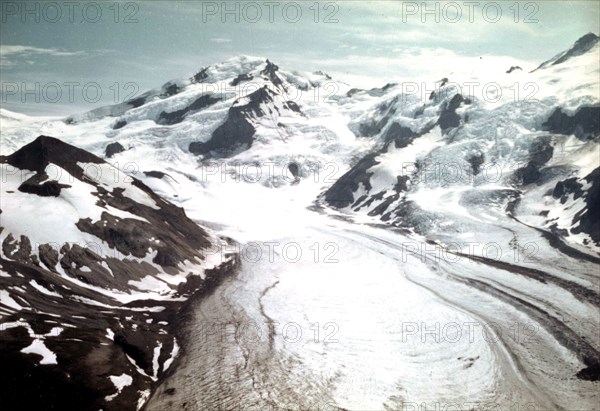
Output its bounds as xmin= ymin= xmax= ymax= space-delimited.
xmin=0 ymin=34 xmax=599 ymax=410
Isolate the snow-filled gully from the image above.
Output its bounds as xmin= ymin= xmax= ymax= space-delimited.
xmin=145 ymin=209 xmax=599 ymax=410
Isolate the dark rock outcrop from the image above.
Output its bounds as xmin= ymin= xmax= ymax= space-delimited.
xmin=230 ymin=73 xmax=254 ymax=87
xmin=125 ymin=96 xmax=146 ymax=109
xmin=189 ymin=108 xmax=255 ymax=156
xmin=3 ymin=234 xmax=35 ymax=264
xmin=161 ymin=82 xmax=181 ymax=97
xmin=313 ymin=70 xmax=332 ymax=80
xmin=514 ymin=136 xmax=554 ymax=185
xmin=393 ymin=175 xmax=410 ymax=193
xmin=190 ymin=67 xmax=209 ymax=84
xmin=516 ymin=162 xmax=543 ymax=185
xmin=112 ymin=120 xmax=127 ymax=130
xmin=288 ymin=162 xmax=300 ymax=178
xmin=542 ymin=106 xmax=600 ymax=140
xmin=356 ymin=97 xmax=398 ymax=137
xmin=366 ymin=83 xmax=397 ymax=97
xmin=105 ymin=142 xmax=125 ymax=158
xmin=157 ymin=94 xmax=221 ymax=125
xmin=38 ymin=244 xmax=59 ymax=270
xmin=143 ymin=170 xmax=166 ymax=179
xmin=346 ymin=88 xmax=363 ymax=97
xmin=553 ymin=177 xmax=584 ymax=203
xmin=18 ymin=174 xmax=70 ymax=197
xmin=260 ymin=59 xmax=284 ymax=89
xmin=286 ymin=100 xmax=302 ymax=114
xmin=467 ymin=153 xmax=485 ymax=176
xmin=438 ymin=94 xmax=465 ymax=133
xmin=534 ymin=33 xmax=599 ymax=71
xmin=383 ymin=123 xmax=420 ymax=149
xmin=553 ymin=33 xmax=599 ymax=65
xmin=323 ymin=153 xmax=380 ymax=208
xmin=324 ymin=120 xmax=433 ymax=211
xmin=2 ymin=136 xmax=103 ymax=175
xmin=189 ymin=86 xmax=294 ymax=156
xmin=570 ymin=167 xmax=600 ymax=245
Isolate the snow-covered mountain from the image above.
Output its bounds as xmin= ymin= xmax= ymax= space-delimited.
xmin=533 ymin=32 xmax=599 ymax=71
xmin=1 ymin=33 xmax=599 ymax=410
xmin=321 ymin=33 xmax=600 ymax=254
xmin=0 ymin=136 xmax=237 ymax=410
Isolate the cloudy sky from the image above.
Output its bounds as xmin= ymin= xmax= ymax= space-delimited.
xmin=1 ymin=0 xmax=599 ymax=115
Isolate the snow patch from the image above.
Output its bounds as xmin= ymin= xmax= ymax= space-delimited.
xmin=21 ymin=339 xmax=57 ymax=365
xmin=105 ymin=373 xmax=133 ymax=402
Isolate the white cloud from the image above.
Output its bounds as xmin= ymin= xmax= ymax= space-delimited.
xmin=275 ymin=47 xmax=537 ymax=90
xmin=209 ymin=38 xmax=232 ymax=43
xmin=0 ymin=45 xmax=85 ymax=67
xmin=0 ymin=45 xmax=85 ymax=57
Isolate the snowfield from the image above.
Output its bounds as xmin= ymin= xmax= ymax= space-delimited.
xmin=1 ymin=34 xmax=599 ymax=410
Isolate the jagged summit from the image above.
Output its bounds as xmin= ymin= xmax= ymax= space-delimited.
xmin=65 ymin=56 xmax=333 ymax=125
xmin=533 ymin=32 xmax=599 ymax=71
xmin=191 ymin=56 xmax=284 ymax=85
xmin=188 ymin=84 xmax=304 ymax=156
xmin=260 ymin=59 xmax=285 ymax=89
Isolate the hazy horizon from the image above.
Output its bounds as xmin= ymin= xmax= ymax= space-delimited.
xmin=1 ymin=0 xmax=599 ymax=115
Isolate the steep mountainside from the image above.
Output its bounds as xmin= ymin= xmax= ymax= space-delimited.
xmin=320 ymin=34 xmax=600 ymax=253
xmin=0 ymin=136 xmax=236 ymax=410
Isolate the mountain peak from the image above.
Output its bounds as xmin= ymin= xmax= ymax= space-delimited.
xmin=555 ymin=32 xmax=599 ymax=63
xmin=576 ymin=32 xmax=599 ymax=44
xmin=534 ymin=32 xmax=599 ymax=71
xmin=261 ymin=59 xmax=284 ymax=89
xmin=2 ymin=135 xmax=103 ymax=173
